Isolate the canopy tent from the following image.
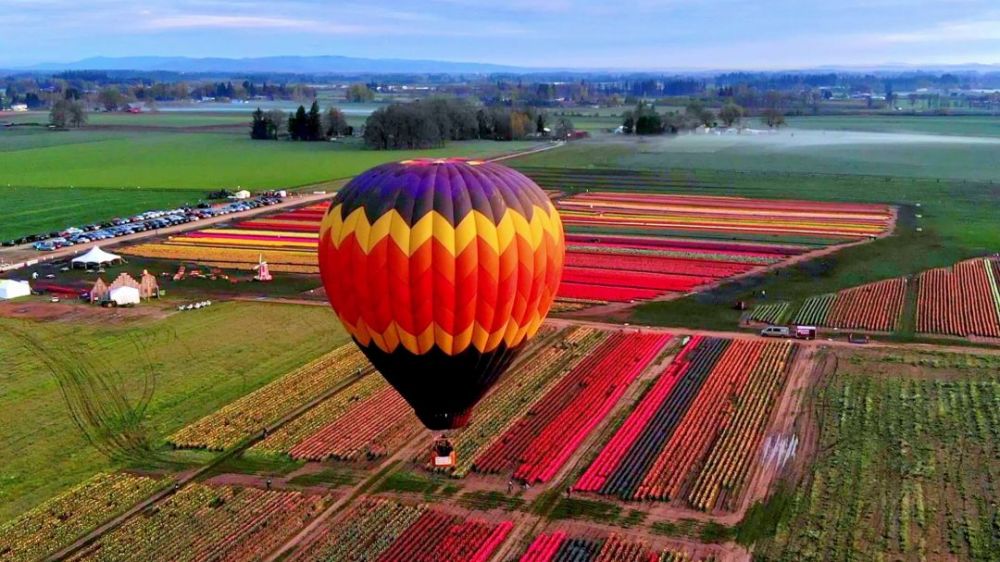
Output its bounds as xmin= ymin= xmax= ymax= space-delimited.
xmin=0 ymin=279 xmax=31 ymax=300
xmin=72 ymin=247 xmax=123 ymax=269
xmin=107 ymin=286 xmax=140 ymax=306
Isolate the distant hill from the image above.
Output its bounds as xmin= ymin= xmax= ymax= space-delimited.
xmin=20 ymin=55 xmax=539 ymax=74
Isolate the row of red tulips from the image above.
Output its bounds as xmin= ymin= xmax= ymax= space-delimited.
xmin=564 ymin=233 xmax=807 ymax=257
xmin=562 ymin=267 xmax=715 ymax=292
xmin=558 ymin=282 xmax=661 ymax=303
xmin=288 ymin=498 xmax=510 ymax=562
xmin=474 ymin=332 xmax=671 ymax=483
xmin=917 ymin=258 xmax=1000 ymax=338
xmin=565 ymin=252 xmax=754 ymax=278
xmin=376 ymin=509 xmax=510 ymax=562
xmin=575 ymin=337 xmax=795 ymax=511
xmin=825 ymin=277 xmax=908 ymax=332
xmin=445 ymin=327 xmax=609 ymax=477
xmin=289 ymin=385 xmax=417 ymax=462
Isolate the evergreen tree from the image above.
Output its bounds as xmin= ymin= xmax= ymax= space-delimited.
xmin=250 ymin=108 xmax=270 ymax=140
xmin=289 ymin=105 xmax=308 ymax=140
xmin=306 ymin=101 xmax=323 ymax=141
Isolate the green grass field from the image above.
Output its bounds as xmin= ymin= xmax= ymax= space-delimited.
xmin=0 ymin=124 xmax=535 ymax=239
xmin=0 ymin=301 xmax=347 ymax=523
xmin=513 ymin=117 xmax=1000 ymax=331
xmin=0 ymin=187 xmax=204 ymax=241
xmin=515 ymin=130 xmax=1000 ymax=181
xmin=786 ymin=115 xmax=1000 ymax=138
xmin=0 ymin=131 xmax=534 ymax=190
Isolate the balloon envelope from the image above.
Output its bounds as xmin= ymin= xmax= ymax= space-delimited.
xmin=318 ymin=158 xmax=565 ymax=429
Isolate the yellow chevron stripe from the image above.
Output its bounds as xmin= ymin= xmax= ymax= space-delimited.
xmin=321 ymin=204 xmax=563 ymax=257
xmin=336 ymin=314 xmax=550 ymax=355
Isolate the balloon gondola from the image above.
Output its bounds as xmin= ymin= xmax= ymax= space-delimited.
xmin=317 ymin=158 xmax=565 ymax=465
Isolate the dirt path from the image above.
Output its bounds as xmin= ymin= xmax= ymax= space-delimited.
xmin=545 ymin=317 xmax=1000 ymax=356
xmin=264 ymin=428 xmax=434 ymax=562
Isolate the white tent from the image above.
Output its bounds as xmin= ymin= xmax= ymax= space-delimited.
xmin=107 ymin=286 xmax=140 ymax=306
xmin=0 ymin=279 xmax=31 ymax=300
xmin=72 ymin=247 xmax=123 ymax=269
xmin=233 ymin=190 xmax=251 ymax=200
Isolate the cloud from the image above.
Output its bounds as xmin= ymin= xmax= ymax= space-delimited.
xmin=874 ymin=18 xmax=1000 ymax=44
xmin=141 ymin=14 xmax=369 ymax=33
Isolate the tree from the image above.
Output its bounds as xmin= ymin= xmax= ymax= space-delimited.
xmin=345 ymin=83 xmax=375 ymax=103
xmin=718 ymin=102 xmax=744 ymax=127
xmin=622 ymin=101 xmax=663 ymax=135
xmin=288 ymin=105 xmax=308 ymax=140
xmin=364 ymin=103 xmax=442 ymax=149
xmin=761 ymin=108 xmax=786 ymax=128
xmin=536 ymin=113 xmax=546 ymax=135
xmin=265 ymin=110 xmax=286 ymax=139
xmin=67 ymin=100 xmax=86 ymax=128
xmin=49 ymin=99 xmax=86 ymax=128
xmin=323 ymin=107 xmax=349 ymax=137
xmin=685 ymin=100 xmax=714 ymax=127
xmin=250 ymin=108 xmax=270 ymax=140
xmin=553 ymin=116 xmax=575 ymax=139
xmin=97 ymin=87 xmax=123 ymax=111
xmin=306 ymin=101 xmax=323 ymax=141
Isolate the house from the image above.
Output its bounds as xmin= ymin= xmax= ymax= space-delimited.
xmin=10 ymin=103 xmax=28 ymax=112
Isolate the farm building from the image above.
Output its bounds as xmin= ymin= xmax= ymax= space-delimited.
xmin=139 ymin=270 xmax=160 ymax=299
xmin=0 ymin=279 xmax=31 ymax=300
xmin=89 ymin=278 xmax=110 ymax=303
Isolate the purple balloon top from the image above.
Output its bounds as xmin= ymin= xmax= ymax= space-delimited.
xmin=328 ymin=158 xmax=551 ymax=226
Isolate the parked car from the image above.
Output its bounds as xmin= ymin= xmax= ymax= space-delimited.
xmin=760 ymin=325 xmax=791 ymax=338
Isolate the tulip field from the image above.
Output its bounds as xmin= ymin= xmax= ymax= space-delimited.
xmin=518 ymin=531 xmax=709 ymax=562
xmin=748 ymin=301 xmax=791 ymax=324
xmin=790 ymin=277 xmax=908 ymax=332
xmin=445 ymin=325 xmax=610 ymax=476
xmin=168 ymin=343 xmax=371 ymax=450
xmin=791 ymin=293 xmax=836 ymax=325
xmin=122 ymin=203 xmax=328 ymax=273
xmin=554 ymin=191 xmax=892 ymax=303
xmin=473 ymin=331 xmax=672 ymax=483
xmin=72 ymin=483 xmax=329 ymax=562
xmin=285 ymin=497 xmax=512 ymax=562
xmin=917 ymin=257 xmax=1000 ymax=338
xmin=0 ymin=473 xmax=163 ymax=562
xmin=248 ymin=374 xmax=418 ymax=461
xmin=574 ymin=336 xmax=796 ymax=512
xmin=754 ymin=348 xmax=1000 ymax=561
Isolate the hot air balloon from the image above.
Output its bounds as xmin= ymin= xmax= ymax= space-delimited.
xmin=318 ymin=158 xmax=564 ymax=434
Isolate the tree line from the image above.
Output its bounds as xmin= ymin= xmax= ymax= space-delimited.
xmin=620 ymin=100 xmax=784 ymax=135
xmin=362 ymin=98 xmax=573 ymax=150
xmin=250 ymin=101 xmax=351 ymax=141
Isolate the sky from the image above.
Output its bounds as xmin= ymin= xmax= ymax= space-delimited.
xmin=2 ymin=0 xmax=999 ymax=70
